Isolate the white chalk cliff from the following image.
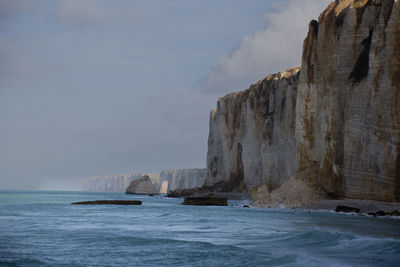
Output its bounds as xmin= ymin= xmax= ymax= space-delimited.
xmin=82 ymin=173 xmax=160 ymax=192
xmin=204 ymin=0 xmax=400 ymax=207
xmin=160 ymin=169 xmax=206 ymax=192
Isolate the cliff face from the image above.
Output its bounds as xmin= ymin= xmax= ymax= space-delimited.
xmin=160 ymin=169 xmax=206 ymax=192
xmin=205 ymin=0 xmax=400 ymax=205
xmin=296 ymin=0 xmax=400 ymax=202
xmin=82 ymin=173 xmax=160 ymax=192
xmin=204 ymin=68 xmax=300 ymax=192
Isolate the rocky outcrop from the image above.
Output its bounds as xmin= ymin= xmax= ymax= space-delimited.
xmin=159 ymin=169 xmax=206 ymax=192
xmin=251 ymin=163 xmax=327 ymax=208
xmin=204 ymin=0 xmax=400 ymax=206
xmin=82 ymin=173 xmax=160 ymax=192
xmin=125 ymin=175 xmax=159 ymax=195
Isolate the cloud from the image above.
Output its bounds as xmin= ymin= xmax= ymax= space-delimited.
xmin=202 ymin=0 xmax=331 ymax=94
xmin=56 ymin=0 xmax=107 ymax=25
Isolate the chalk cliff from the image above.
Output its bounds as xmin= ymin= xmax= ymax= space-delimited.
xmin=82 ymin=173 xmax=160 ymax=192
xmin=160 ymin=169 xmax=206 ymax=192
xmin=204 ymin=0 xmax=400 ymax=206
xmin=296 ymin=0 xmax=400 ymax=202
xmin=204 ymin=68 xmax=300 ymax=193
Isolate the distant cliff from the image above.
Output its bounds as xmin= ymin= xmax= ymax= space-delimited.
xmin=82 ymin=173 xmax=160 ymax=192
xmin=204 ymin=0 xmax=400 ymax=206
xmin=82 ymin=169 xmax=204 ymax=193
xmin=160 ymin=169 xmax=206 ymax=192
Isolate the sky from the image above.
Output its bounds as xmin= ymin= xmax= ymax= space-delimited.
xmin=0 ymin=0 xmax=331 ymax=190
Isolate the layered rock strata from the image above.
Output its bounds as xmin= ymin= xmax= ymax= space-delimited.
xmin=204 ymin=68 xmax=300 ymax=193
xmin=204 ymin=0 xmax=400 ymax=206
xmin=296 ymin=0 xmax=400 ymax=202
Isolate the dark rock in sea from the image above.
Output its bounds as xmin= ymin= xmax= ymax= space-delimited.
xmin=182 ymin=194 xmax=228 ymax=206
xmin=368 ymin=210 xmax=400 ymax=217
xmin=375 ymin=210 xmax=386 ymax=217
xmin=71 ymin=200 xmax=142 ymax=205
xmin=243 ymin=205 xmax=250 ymax=208
xmin=167 ymin=188 xmax=198 ymax=198
xmin=335 ymin=205 xmax=360 ymax=213
xmin=387 ymin=210 xmax=400 ymax=216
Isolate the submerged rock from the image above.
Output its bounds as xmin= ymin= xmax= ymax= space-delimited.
xmin=368 ymin=210 xmax=400 ymax=217
xmin=71 ymin=200 xmax=142 ymax=205
xmin=335 ymin=205 xmax=360 ymax=213
xmin=126 ymin=175 xmax=159 ymax=195
xmin=182 ymin=194 xmax=228 ymax=206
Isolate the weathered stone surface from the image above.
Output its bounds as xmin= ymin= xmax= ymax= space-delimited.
xmin=296 ymin=0 xmax=400 ymax=202
xmin=125 ymin=175 xmax=159 ymax=195
xmin=82 ymin=173 xmax=160 ymax=192
xmin=204 ymin=68 xmax=300 ymax=193
xmin=159 ymin=169 xmax=206 ymax=193
xmin=203 ymin=0 xmax=400 ymax=207
xmin=71 ymin=200 xmax=142 ymax=205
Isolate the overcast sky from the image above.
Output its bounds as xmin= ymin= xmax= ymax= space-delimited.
xmin=0 ymin=0 xmax=331 ymax=190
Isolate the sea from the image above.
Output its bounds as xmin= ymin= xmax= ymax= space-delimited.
xmin=0 ymin=191 xmax=399 ymax=267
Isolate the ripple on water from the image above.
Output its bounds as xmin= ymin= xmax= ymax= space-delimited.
xmin=0 ymin=191 xmax=399 ymax=267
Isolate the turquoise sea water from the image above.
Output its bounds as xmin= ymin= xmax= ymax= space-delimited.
xmin=0 ymin=191 xmax=399 ymax=267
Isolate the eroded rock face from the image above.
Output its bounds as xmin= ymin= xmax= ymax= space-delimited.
xmin=296 ymin=0 xmax=400 ymax=202
xmin=125 ymin=175 xmax=159 ymax=195
xmin=82 ymin=173 xmax=160 ymax=192
xmin=204 ymin=68 xmax=300 ymax=192
xmin=204 ymin=0 xmax=400 ymax=206
xmin=251 ymin=164 xmax=327 ymax=208
xmin=159 ymin=169 xmax=206 ymax=192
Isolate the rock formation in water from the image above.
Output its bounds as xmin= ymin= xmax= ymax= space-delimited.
xmin=125 ymin=175 xmax=159 ymax=195
xmin=82 ymin=173 xmax=160 ymax=192
xmin=159 ymin=169 xmax=206 ymax=193
xmin=204 ymin=0 xmax=400 ymax=207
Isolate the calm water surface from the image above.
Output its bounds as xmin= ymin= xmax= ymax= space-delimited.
xmin=0 ymin=190 xmax=399 ymax=266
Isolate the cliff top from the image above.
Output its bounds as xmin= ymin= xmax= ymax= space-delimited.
xmin=215 ymin=67 xmax=300 ymax=103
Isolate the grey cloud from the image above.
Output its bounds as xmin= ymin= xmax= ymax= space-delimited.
xmin=202 ymin=0 xmax=331 ymax=94
xmin=56 ymin=0 xmax=108 ymax=25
